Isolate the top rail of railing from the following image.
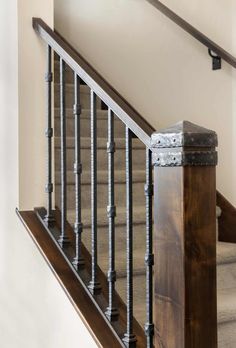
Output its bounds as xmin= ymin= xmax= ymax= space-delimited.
xmin=146 ymin=0 xmax=236 ymax=69
xmin=33 ymin=18 xmax=154 ymax=149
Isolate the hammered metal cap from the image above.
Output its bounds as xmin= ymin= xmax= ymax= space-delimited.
xmin=151 ymin=121 xmax=218 ymax=167
xmin=151 ymin=121 xmax=218 ymax=149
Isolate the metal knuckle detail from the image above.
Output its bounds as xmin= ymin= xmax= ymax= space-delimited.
xmin=145 ymin=323 xmax=154 ymax=336
xmin=45 ymin=72 xmax=53 ymax=82
xmin=74 ymin=222 xmax=83 ymax=234
xmin=45 ymin=127 xmax=53 ymax=138
xmin=145 ymin=253 xmax=154 ymax=266
xmin=74 ymin=162 xmax=82 ymax=174
xmin=107 ymin=142 xmax=116 ymax=153
xmin=73 ymin=103 xmax=82 ymax=116
xmin=107 ymin=270 xmax=116 ymax=282
xmin=144 ymin=184 xmax=153 ymax=196
xmin=107 ymin=205 xmax=116 ymax=218
xmin=45 ymin=183 xmax=53 ymax=193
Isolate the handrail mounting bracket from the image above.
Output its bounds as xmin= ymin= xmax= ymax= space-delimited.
xmin=208 ymin=49 xmax=222 ymax=70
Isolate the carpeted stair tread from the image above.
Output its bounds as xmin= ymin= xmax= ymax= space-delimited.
xmin=217 ymin=242 xmax=236 ymax=265
xmin=67 ymin=205 xmax=146 ymax=228
xmin=54 ymin=109 xmax=125 ymax=138
xmin=54 ymin=136 xmax=146 ymax=170
xmin=218 ymin=288 xmax=236 ymax=324
xmin=54 ymin=83 xmax=102 ymax=109
xmin=115 ymin=268 xmax=236 ymax=329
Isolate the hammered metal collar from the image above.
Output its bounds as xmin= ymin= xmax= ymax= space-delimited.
xmin=151 ymin=121 xmax=218 ymax=149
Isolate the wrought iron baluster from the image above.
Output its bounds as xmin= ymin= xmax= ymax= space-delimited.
xmin=144 ymin=149 xmax=154 ymax=347
xmin=105 ymin=109 xmax=119 ymax=321
xmin=72 ymin=72 xmax=84 ymax=269
xmin=123 ymin=127 xmax=137 ymax=348
xmin=88 ymin=91 xmax=101 ymax=295
xmin=44 ymin=45 xmax=54 ymax=226
xmin=58 ymin=58 xmax=69 ymax=247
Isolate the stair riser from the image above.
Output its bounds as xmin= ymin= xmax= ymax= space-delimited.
xmin=217 ymin=263 xmax=236 ymax=291
xmin=67 ymin=221 xmax=146 ymax=274
xmin=54 ymin=116 xmax=125 ymax=138
xmin=55 ymin=147 xmax=146 ymax=170
xmin=116 ymin=275 xmax=146 ymax=327
xmin=55 ymin=171 xmax=146 ymax=186
xmin=62 ymin=212 xmax=146 ymax=277
xmin=83 ymin=233 xmax=146 ymax=272
xmin=55 ymin=180 xmax=146 ymax=209
xmin=54 ymin=84 xmax=102 ymax=109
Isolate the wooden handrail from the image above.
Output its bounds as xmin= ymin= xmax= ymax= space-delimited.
xmin=33 ymin=18 xmax=154 ymax=148
xmin=146 ymin=0 xmax=236 ymax=69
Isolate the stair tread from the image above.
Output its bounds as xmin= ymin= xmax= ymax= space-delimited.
xmin=116 ymin=273 xmax=236 ymax=326
xmin=217 ymin=242 xmax=236 ymax=265
xmin=218 ymin=288 xmax=236 ymax=324
xmin=55 ymin=169 xmax=145 ymax=184
xmin=68 ymin=205 xmax=146 ymax=227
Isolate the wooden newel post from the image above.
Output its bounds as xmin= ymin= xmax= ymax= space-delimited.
xmin=151 ymin=121 xmax=218 ymax=348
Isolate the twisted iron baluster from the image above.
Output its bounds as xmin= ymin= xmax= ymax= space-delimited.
xmin=145 ymin=149 xmax=154 ymax=347
xmin=88 ymin=91 xmax=101 ymax=295
xmin=44 ymin=45 xmax=54 ymax=226
xmin=105 ymin=109 xmax=119 ymax=321
xmin=72 ymin=72 xmax=84 ymax=269
xmin=58 ymin=58 xmax=69 ymax=247
xmin=123 ymin=127 xmax=137 ymax=347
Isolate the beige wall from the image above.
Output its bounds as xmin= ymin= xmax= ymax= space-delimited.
xmin=55 ymin=0 xmax=236 ymax=205
xmin=18 ymin=0 xmax=53 ymax=209
xmin=0 ymin=0 xmax=97 ymax=346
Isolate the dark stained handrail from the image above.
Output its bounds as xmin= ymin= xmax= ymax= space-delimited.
xmin=33 ymin=18 xmax=154 ymax=148
xmin=146 ymin=0 xmax=236 ymax=69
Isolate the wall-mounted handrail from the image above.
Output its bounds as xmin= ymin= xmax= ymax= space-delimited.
xmin=33 ymin=18 xmax=154 ymax=148
xmin=146 ymin=0 xmax=236 ymax=69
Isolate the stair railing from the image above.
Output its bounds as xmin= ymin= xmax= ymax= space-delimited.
xmin=33 ymin=18 xmax=218 ymax=348
xmin=146 ymin=0 xmax=236 ymax=71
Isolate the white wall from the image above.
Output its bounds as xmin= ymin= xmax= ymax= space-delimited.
xmin=0 ymin=1 xmax=97 ymax=347
xmin=55 ymin=0 xmax=236 ymax=205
